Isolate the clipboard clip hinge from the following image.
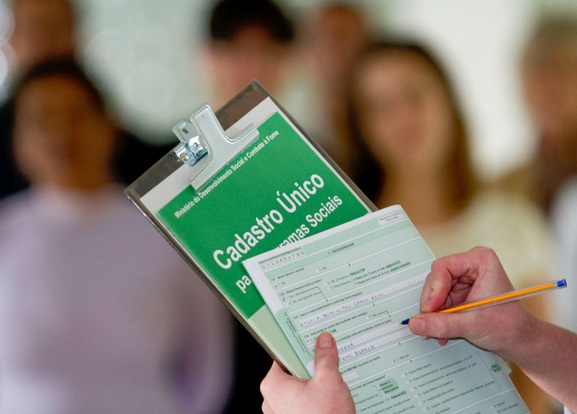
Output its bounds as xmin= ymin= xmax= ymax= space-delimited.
xmin=172 ymin=104 xmax=259 ymax=190
xmin=173 ymin=121 xmax=208 ymax=166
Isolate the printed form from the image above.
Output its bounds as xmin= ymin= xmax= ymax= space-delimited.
xmin=244 ymin=206 xmax=528 ymax=413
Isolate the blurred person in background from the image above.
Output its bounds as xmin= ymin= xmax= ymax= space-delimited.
xmin=500 ymin=18 xmax=577 ymax=394
xmin=496 ymin=13 xmax=577 ymax=215
xmin=296 ymin=2 xmax=370 ymax=178
xmin=202 ymin=0 xmax=296 ymax=108
xmin=201 ymin=0 xmax=296 ymax=411
xmin=0 ymin=0 xmax=77 ymax=198
xmin=0 ymin=0 xmax=172 ymax=201
xmin=347 ymin=38 xmax=554 ymax=413
xmin=3 ymin=0 xmax=77 ymax=72
xmin=0 ymin=56 xmax=234 ymax=414
xmin=550 ymin=177 xmax=577 ymax=336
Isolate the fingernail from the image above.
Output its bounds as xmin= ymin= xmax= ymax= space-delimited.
xmin=318 ymin=332 xmax=334 ymax=349
xmin=421 ymin=295 xmax=432 ymax=313
xmin=422 ymin=281 xmax=441 ymax=312
xmin=421 ymin=296 xmax=430 ymax=312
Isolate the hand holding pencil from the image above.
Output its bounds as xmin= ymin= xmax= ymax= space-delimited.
xmin=401 ymin=277 xmax=566 ymax=325
xmin=404 ymin=247 xmax=567 ymax=354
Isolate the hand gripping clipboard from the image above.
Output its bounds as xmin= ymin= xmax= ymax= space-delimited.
xmin=124 ymin=81 xmax=375 ymax=377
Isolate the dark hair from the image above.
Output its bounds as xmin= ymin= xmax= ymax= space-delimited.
xmin=348 ymin=39 xmax=477 ymax=207
xmin=207 ymin=0 xmax=295 ymax=43
xmin=4 ymin=56 xmax=109 ymax=166
xmin=522 ymin=13 xmax=577 ymax=66
xmin=8 ymin=55 xmax=107 ymax=113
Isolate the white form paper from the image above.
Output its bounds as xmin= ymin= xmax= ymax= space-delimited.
xmin=243 ymin=205 xmax=528 ymax=413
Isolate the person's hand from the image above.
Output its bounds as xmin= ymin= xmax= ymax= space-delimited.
xmin=260 ymin=332 xmax=355 ymax=414
xmin=407 ymin=246 xmax=537 ymax=358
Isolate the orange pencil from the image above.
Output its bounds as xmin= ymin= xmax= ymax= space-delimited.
xmin=401 ymin=278 xmax=567 ymax=325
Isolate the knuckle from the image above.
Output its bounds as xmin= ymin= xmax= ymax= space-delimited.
xmin=260 ymin=378 xmax=271 ymax=397
xmin=431 ymin=314 xmax=458 ymax=339
xmin=472 ymin=245 xmax=496 ymax=258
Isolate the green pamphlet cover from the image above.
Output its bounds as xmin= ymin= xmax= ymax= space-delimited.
xmin=124 ymin=82 xmax=374 ymax=377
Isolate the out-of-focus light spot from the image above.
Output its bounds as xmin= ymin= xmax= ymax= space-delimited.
xmin=0 ymin=1 xmax=14 ymax=96
xmin=135 ymin=26 xmax=169 ymax=49
xmin=83 ymin=28 xmax=136 ymax=80
xmin=94 ymin=0 xmax=131 ymax=9
xmin=0 ymin=51 xmax=9 ymax=84
xmin=0 ymin=2 xmax=13 ymax=45
xmin=122 ymin=62 xmax=177 ymax=115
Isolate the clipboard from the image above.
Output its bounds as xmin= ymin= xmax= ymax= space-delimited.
xmin=124 ymin=81 xmax=375 ymax=377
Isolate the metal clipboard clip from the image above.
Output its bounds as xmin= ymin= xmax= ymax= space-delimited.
xmin=172 ymin=104 xmax=259 ymax=191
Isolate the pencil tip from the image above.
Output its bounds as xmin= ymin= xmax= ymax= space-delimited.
xmin=400 ymin=318 xmax=410 ymax=325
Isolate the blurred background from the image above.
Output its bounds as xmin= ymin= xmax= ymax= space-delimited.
xmin=1 ymin=0 xmax=576 ymax=181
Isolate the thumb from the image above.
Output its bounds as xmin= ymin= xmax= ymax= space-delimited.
xmin=312 ymin=332 xmax=342 ymax=382
xmin=408 ymin=313 xmax=471 ymax=341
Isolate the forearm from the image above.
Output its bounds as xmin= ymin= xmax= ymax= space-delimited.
xmin=502 ymin=317 xmax=577 ymax=410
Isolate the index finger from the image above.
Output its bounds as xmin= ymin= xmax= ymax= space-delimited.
xmin=421 ymin=247 xmax=506 ymax=313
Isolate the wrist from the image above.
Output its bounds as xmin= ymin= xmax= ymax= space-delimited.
xmin=496 ymin=309 xmax=547 ymax=369
xmin=491 ymin=304 xmax=541 ymax=364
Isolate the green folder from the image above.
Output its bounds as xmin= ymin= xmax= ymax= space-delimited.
xmin=124 ymin=81 xmax=374 ymax=377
